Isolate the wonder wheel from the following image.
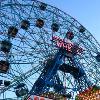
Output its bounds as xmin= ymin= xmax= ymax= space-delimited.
xmin=0 ymin=0 xmax=100 ymax=100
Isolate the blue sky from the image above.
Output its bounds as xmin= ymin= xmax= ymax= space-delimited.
xmin=41 ymin=0 xmax=100 ymax=43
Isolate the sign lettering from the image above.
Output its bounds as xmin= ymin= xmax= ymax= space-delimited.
xmin=52 ymin=36 xmax=83 ymax=54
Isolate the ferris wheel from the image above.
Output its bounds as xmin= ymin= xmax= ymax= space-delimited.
xmin=0 ymin=0 xmax=100 ymax=100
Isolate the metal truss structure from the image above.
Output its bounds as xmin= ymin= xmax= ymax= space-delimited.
xmin=0 ymin=0 xmax=100 ymax=99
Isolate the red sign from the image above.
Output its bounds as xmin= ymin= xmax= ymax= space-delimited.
xmin=27 ymin=95 xmax=67 ymax=100
xmin=27 ymin=95 xmax=52 ymax=100
xmin=52 ymin=36 xmax=83 ymax=54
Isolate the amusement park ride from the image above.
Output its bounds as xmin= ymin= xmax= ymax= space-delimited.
xmin=0 ymin=0 xmax=100 ymax=100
